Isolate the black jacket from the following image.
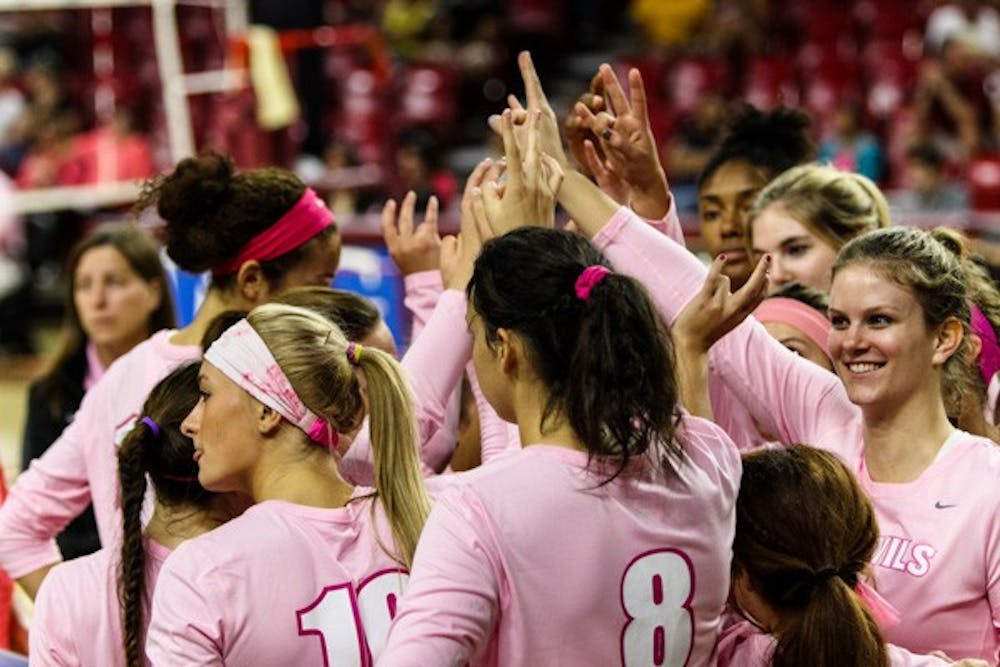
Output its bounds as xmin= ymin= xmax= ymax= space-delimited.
xmin=21 ymin=345 xmax=102 ymax=560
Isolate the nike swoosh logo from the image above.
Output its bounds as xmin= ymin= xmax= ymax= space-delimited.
xmin=934 ymin=501 xmax=958 ymax=509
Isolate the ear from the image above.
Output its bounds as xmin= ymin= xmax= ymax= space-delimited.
xmin=966 ymin=331 xmax=984 ymax=365
xmin=932 ymin=318 xmax=965 ymax=367
xmin=494 ymin=327 xmax=519 ymax=377
xmin=256 ymin=403 xmax=284 ymax=437
xmin=235 ymin=260 xmax=271 ymax=306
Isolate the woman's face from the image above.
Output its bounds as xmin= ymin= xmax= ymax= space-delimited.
xmin=828 ymin=265 xmax=951 ymax=411
xmin=74 ymin=245 xmax=161 ymax=352
xmin=183 ymin=362 xmax=263 ymax=494
xmin=698 ymin=160 xmax=768 ymax=289
xmin=751 ymin=202 xmax=838 ymax=295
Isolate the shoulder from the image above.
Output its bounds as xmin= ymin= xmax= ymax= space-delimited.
xmin=676 ymin=413 xmax=741 ymax=477
xmin=37 ymin=548 xmax=113 ymax=615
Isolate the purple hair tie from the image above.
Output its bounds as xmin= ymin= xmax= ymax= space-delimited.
xmin=574 ymin=265 xmax=612 ymax=301
xmin=141 ymin=416 xmax=160 ymax=439
xmin=346 ymin=342 xmax=363 ymax=366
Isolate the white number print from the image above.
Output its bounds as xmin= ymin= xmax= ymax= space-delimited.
xmin=296 ymin=569 xmax=409 ymax=667
xmin=620 ymin=549 xmax=695 ymax=667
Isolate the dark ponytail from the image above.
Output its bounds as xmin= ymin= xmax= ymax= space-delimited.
xmin=467 ymin=227 xmax=681 ymax=481
xmin=117 ymin=362 xmax=208 ymax=667
xmin=736 ymin=447 xmax=887 ymax=667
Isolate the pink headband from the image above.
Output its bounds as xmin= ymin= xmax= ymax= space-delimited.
xmin=204 ymin=319 xmax=337 ymax=450
xmin=753 ymin=297 xmax=832 ymax=359
xmin=575 ymin=265 xmax=611 ymax=301
xmin=212 ymin=188 xmax=335 ymax=276
xmin=969 ymin=302 xmax=1000 ymax=387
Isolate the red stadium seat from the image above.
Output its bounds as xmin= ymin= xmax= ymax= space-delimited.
xmin=394 ymin=62 xmax=459 ymax=132
xmin=743 ymin=57 xmax=799 ymax=109
xmin=666 ymin=58 xmax=729 ymax=116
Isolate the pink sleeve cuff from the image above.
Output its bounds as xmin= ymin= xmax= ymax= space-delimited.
xmin=1 ymin=540 xmax=61 ymax=579
xmin=403 ymin=270 xmax=444 ymax=293
xmin=636 ymin=195 xmax=684 ymax=246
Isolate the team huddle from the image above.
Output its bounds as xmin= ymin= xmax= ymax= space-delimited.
xmin=1 ymin=51 xmax=998 ymax=667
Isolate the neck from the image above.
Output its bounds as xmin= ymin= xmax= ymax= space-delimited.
xmin=92 ymin=329 xmax=149 ymax=370
xmin=169 ymin=287 xmax=244 ymax=347
xmin=514 ymin=380 xmax=586 ymax=452
xmin=249 ymin=435 xmax=355 ymax=508
xmin=862 ymin=384 xmax=954 ymax=483
xmin=143 ymin=497 xmax=230 ymax=550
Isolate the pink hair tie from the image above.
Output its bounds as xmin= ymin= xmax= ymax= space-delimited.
xmin=969 ymin=302 xmax=1000 ymax=386
xmin=853 ymin=579 xmax=900 ymax=631
xmin=753 ymin=297 xmax=832 ymax=361
xmin=212 ymin=188 xmax=335 ymax=276
xmin=575 ymin=265 xmax=612 ymax=301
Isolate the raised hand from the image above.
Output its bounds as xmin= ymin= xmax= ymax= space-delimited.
xmin=474 ymin=109 xmax=563 ymax=236
xmin=441 ymin=158 xmax=500 ymax=290
xmin=381 ymin=191 xmax=441 ymax=276
xmin=574 ymin=65 xmax=670 ymax=220
xmin=489 ymin=51 xmax=569 ymax=168
xmin=564 ymin=70 xmax=606 ymax=176
xmin=672 ymin=253 xmax=770 ymax=355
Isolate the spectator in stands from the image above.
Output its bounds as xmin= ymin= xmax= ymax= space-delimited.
xmin=0 ymin=48 xmax=25 ymax=158
xmin=892 ymin=141 xmax=969 ymax=213
xmin=912 ymin=32 xmax=992 ymax=159
xmin=925 ymin=0 xmax=1000 ymax=60
xmin=393 ymin=128 xmax=458 ymax=211
xmin=818 ymin=101 xmax=883 ymax=183
xmin=1 ymin=53 xmax=73 ymax=179
xmin=382 ymin=0 xmax=438 ymax=59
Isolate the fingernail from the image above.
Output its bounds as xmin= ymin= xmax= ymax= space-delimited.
xmin=472 ymin=187 xmax=481 ymax=195
xmin=718 ymin=253 xmax=727 ymax=262
xmin=765 ymin=254 xmax=772 ymax=264
xmin=602 ymin=129 xmax=612 ymax=140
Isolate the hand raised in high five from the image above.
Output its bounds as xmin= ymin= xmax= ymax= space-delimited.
xmin=441 ymin=158 xmax=501 ymax=291
xmin=672 ymin=252 xmax=770 ymax=355
xmin=474 ymin=108 xmax=563 ymax=236
xmin=574 ymin=65 xmax=670 ymax=220
xmin=489 ymin=51 xmax=569 ymax=168
xmin=381 ymin=191 xmax=440 ymax=276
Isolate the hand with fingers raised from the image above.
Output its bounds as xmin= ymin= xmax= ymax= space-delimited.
xmin=474 ymin=109 xmax=563 ymax=236
xmin=564 ymin=71 xmax=607 ymax=177
xmin=488 ymin=51 xmax=569 ymax=169
xmin=381 ymin=192 xmax=441 ymax=276
xmin=574 ymin=64 xmax=671 ymax=220
xmin=672 ymin=253 xmax=771 ymax=356
xmin=441 ymin=158 xmax=501 ymax=291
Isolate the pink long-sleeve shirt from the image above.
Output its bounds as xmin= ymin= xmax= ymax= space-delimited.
xmin=716 ymin=618 xmax=950 ymax=666
xmin=1 ymin=287 xmax=470 ymax=579
xmin=591 ymin=206 xmax=1000 ymax=662
xmin=379 ymin=415 xmax=741 ymax=667
xmin=0 ymin=331 xmax=199 ymax=578
xmin=146 ymin=491 xmax=410 ymax=666
xmin=30 ymin=539 xmax=171 ymax=667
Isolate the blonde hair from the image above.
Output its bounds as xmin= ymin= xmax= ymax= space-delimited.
xmin=246 ymin=303 xmax=430 ymax=566
xmin=749 ymin=164 xmax=891 ymax=250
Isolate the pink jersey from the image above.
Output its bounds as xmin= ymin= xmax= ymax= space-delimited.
xmin=0 ymin=331 xmax=199 ymax=578
xmin=379 ymin=415 xmax=741 ymax=667
xmin=30 ymin=539 xmax=171 ymax=667
xmin=591 ymin=206 xmax=1000 ymax=661
xmin=146 ymin=491 xmax=409 ymax=666
xmin=716 ymin=618 xmax=949 ymax=666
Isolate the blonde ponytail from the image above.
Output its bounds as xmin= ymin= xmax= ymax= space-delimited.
xmin=355 ymin=347 xmax=431 ymax=567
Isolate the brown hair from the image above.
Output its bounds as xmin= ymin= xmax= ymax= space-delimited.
xmin=134 ymin=152 xmax=336 ymax=290
xmin=36 ymin=223 xmax=175 ymax=419
xmin=117 ymin=362 xmax=209 ymax=667
xmin=273 ymin=287 xmax=382 ymax=342
xmin=749 ymin=164 xmax=890 ymax=251
xmin=736 ymin=446 xmax=886 ymax=667
xmin=247 ymin=303 xmax=429 ymax=566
